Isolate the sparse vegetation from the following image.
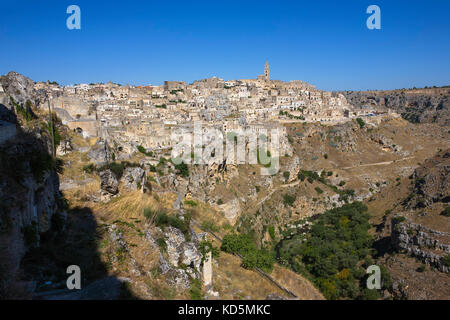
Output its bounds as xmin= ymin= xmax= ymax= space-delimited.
xmin=137 ymin=145 xmax=153 ymax=157
xmin=184 ymin=199 xmax=197 ymax=207
xmin=283 ymin=194 xmax=296 ymax=207
xmin=154 ymin=211 xmax=191 ymax=240
xmin=174 ymin=161 xmax=189 ymax=177
xmin=356 ymin=118 xmax=365 ymax=128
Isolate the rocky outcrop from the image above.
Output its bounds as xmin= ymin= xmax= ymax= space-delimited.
xmin=391 ymin=218 xmax=450 ymax=273
xmin=121 ymin=166 xmax=146 ymax=191
xmin=99 ymin=169 xmax=119 ymax=200
xmin=0 ymin=71 xmax=46 ymax=110
xmin=153 ymin=224 xmax=207 ymax=290
xmin=56 ymin=139 xmax=73 ymax=156
xmin=407 ymin=149 xmax=450 ymax=208
xmin=285 ymin=156 xmax=300 ymax=183
xmin=342 ymin=88 xmax=450 ymax=126
xmin=87 ymin=139 xmax=112 ymax=166
xmin=218 ymin=198 xmax=241 ymax=224
xmin=163 ymin=226 xmax=202 ymax=273
xmin=158 ymin=253 xmax=191 ymax=289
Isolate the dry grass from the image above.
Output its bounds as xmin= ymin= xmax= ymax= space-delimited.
xmin=93 ymin=190 xmax=170 ymax=222
xmin=270 ymin=264 xmax=324 ymax=300
xmin=213 ymin=250 xmax=288 ymax=300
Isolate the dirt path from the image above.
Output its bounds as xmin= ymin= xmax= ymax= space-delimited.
xmin=341 ymin=156 xmax=415 ymax=170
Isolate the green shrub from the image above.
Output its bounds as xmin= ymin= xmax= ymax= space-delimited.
xmin=315 ymin=187 xmax=324 ymax=194
xmin=392 ymin=216 xmax=406 ymax=224
xmin=174 ymin=161 xmax=189 ymax=177
xmin=156 ymin=237 xmax=167 ymax=252
xmin=154 ymin=211 xmax=191 ymax=239
xmin=356 ymin=118 xmax=365 ymax=128
xmin=444 ymin=254 xmax=450 ymax=268
xmin=184 ymin=199 xmax=197 ymax=207
xmin=137 ymin=145 xmax=153 ymax=157
xmin=200 ymin=240 xmax=219 ymax=262
xmin=11 ymin=97 xmax=35 ymax=122
xmin=441 ymin=206 xmax=450 ymax=217
xmin=298 ymin=172 xmax=306 ymax=181
xmin=82 ymin=163 xmax=96 ymax=174
xmin=283 ymin=194 xmax=295 ymax=207
xmin=268 ymin=226 xmax=275 ymax=240
xmin=144 ymin=208 xmax=156 ymax=220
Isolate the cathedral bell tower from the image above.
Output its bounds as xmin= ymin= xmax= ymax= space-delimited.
xmin=264 ymin=60 xmax=270 ymax=81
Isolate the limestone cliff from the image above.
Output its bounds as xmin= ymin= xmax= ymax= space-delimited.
xmin=0 ymin=73 xmax=63 ymax=298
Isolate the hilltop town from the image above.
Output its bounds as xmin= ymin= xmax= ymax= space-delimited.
xmin=31 ymin=62 xmax=386 ymax=154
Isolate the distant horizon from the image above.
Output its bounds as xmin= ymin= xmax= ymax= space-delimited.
xmin=4 ymin=69 xmax=448 ymax=93
xmin=1 ymin=1 xmax=449 ymax=91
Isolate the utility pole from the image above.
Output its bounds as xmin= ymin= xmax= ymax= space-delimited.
xmin=47 ymin=98 xmax=56 ymax=158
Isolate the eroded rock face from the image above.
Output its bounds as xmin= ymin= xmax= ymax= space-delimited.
xmin=0 ymin=96 xmax=61 ymax=298
xmin=218 ymin=198 xmax=241 ymax=224
xmin=0 ymin=71 xmax=45 ymax=109
xmin=158 ymin=253 xmax=190 ymax=289
xmin=342 ymin=89 xmax=450 ymax=126
xmin=163 ymin=226 xmax=202 ymax=273
xmin=153 ymin=224 xmax=206 ymax=290
xmin=285 ymin=156 xmax=300 ymax=183
xmin=391 ymin=219 xmax=450 ymax=273
xmin=407 ymin=149 xmax=450 ymax=208
xmin=99 ymin=169 xmax=119 ymax=197
xmin=87 ymin=139 xmax=111 ymax=166
xmin=56 ymin=139 xmax=73 ymax=156
xmin=121 ymin=167 xmax=146 ymax=191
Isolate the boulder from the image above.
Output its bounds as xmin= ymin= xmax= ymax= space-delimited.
xmin=56 ymin=139 xmax=73 ymax=156
xmin=121 ymin=166 xmax=146 ymax=191
xmin=99 ymin=169 xmax=119 ymax=196
xmin=87 ymin=139 xmax=111 ymax=166
xmin=218 ymin=198 xmax=241 ymax=224
xmin=285 ymin=156 xmax=300 ymax=182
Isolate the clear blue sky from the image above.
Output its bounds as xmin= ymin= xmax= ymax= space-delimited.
xmin=1 ymin=0 xmax=449 ymax=90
